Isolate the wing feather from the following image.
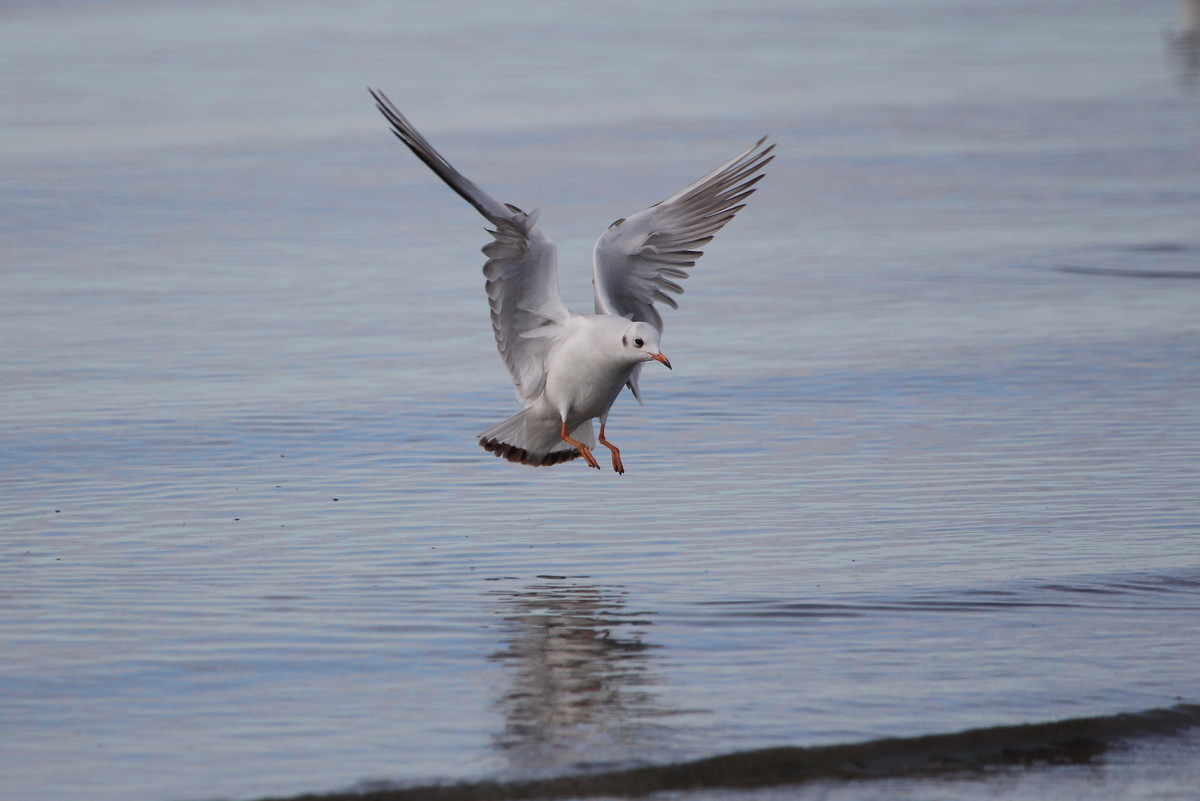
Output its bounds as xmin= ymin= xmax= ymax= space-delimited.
xmin=370 ymin=89 xmax=569 ymax=402
xmin=592 ymin=138 xmax=774 ymax=331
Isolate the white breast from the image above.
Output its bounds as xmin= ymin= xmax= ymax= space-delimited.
xmin=541 ymin=315 xmax=638 ymax=427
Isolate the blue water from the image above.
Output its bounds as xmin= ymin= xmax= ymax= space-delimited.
xmin=2 ymin=1 xmax=1199 ymax=800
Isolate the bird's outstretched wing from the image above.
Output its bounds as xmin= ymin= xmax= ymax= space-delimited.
xmin=370 ymin=89 xmax=569 ymax=403
xmin=592 ymin=138 xmax=774 ymax=332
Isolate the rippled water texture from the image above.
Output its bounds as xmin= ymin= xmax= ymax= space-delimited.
xmin=2 ymin=1 xmax=1199 ymax=800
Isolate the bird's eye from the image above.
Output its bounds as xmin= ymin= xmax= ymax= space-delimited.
xmin=633 ymin=337 xmax=644 ymax=348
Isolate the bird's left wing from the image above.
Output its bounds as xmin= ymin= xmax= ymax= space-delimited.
xmin=371 ymin=89 xmax=569 ymax=402
xmin=591 ymin=137 xmax=774 ymax=332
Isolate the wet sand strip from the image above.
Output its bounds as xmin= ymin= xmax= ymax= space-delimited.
xmin=258 ymin=703 xmax=1200 ymax=801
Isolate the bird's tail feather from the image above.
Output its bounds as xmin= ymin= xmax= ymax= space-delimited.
xmin=479 ymin=408 xmax=593 ymax=467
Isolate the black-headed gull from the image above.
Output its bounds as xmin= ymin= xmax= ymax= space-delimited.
xmin=370 ymin=89 xmax=772 ymax=473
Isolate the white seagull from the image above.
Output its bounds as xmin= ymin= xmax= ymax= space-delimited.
xmin=370 ymin=89 xmax=773 ymax=473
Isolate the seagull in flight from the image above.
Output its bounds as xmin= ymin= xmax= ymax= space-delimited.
xmin=370 ymin=89 xmax=773 ymax=473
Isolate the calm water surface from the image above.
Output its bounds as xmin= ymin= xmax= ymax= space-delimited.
xmin=2 ymin=1 xmax=1199 ymax=800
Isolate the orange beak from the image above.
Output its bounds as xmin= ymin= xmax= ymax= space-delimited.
xmin=651 ymin=352 xmax=672 ymax=370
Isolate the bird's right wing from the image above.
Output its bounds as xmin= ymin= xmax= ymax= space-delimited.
xmin=370 ymin=89 xmax=569 ymax=403
xmin=591 ymin=138 xmax=773 ymax=332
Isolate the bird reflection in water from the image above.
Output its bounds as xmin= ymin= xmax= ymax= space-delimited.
xmin=1168 ymin=0 xmax=1200 ymax=89
xmin=487 ymin=579 xmax=668 ymax=774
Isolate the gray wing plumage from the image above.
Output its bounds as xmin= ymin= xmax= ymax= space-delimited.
xmin=370 ymin=89 xmax=568 ymax=403
xmin=592 ymin=137 xmax=774 ymax=332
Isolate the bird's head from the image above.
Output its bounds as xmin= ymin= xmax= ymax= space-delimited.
xmin=621 ymin=321 xmax=671 ymax=369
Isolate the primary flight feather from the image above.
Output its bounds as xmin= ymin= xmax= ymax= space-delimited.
xmin=370 ymin=88 xmax=773 ymax=473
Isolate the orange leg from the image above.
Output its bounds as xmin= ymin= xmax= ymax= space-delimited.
xmin=560 ymin=421 xmax=600 ymax=469
xmin=598 ymin=420 xmax=624 ymax=474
